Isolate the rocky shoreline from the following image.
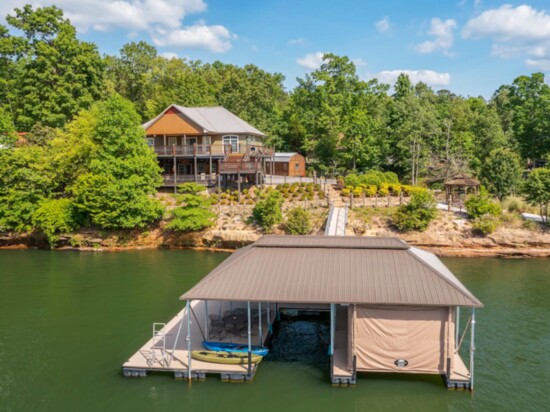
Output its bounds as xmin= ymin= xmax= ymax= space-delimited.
xmin=2 ymin=227 xmax=550 ymax=258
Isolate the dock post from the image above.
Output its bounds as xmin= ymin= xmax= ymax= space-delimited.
xmin=186 ymin=300 xmax=192 ymax=383
xmin=470 ymin=308 xmax=476 ymax=391
xmin=247 ymin=301 xmax=252 ymax=378
xmin=455 ymin=307 xmax=460 ymax=351
xmin=204 ymin=300 xmax=209 ymax=340
xmin=329 ymin=303 xmax=335 ymax=356
xmin=267 ymin=304 xmax=272 ymax=334
xmin=258 ymin=302 xmax=263 ymax=346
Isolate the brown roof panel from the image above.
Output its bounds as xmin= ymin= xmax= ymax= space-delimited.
xmin=180 ymin=236 xmax=483 ymax=308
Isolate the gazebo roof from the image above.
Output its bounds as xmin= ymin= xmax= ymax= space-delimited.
xmin=445 ymin=173 xmax=480 ymax=187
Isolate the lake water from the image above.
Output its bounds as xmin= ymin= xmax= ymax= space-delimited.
xmin=0 ymin=250 xmax=549 ymax=411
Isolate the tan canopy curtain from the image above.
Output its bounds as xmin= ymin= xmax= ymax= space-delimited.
xmin=353 ymin=305 xmax=454 ymax=374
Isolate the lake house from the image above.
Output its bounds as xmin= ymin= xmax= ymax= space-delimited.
xmin=142 ymin=105 xmax=273 ymax=189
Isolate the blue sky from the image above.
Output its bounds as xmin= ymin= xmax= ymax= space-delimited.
xmin=3 ymin=0 xmax=550 ymax=97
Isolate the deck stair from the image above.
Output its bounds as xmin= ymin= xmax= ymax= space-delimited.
xmin=148 ymin=322 xmax=168 ymax=367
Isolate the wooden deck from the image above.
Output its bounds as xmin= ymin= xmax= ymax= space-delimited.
xmin=123 ymin=300 xmax=272 ymax=381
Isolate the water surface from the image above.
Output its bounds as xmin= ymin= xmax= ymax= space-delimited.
xmin=0 ymin=250 xmax=549 ymax=411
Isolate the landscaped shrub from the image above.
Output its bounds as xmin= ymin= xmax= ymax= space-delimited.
xmin=378 ymin=183 xmax=390 ymax=196
xmin=341 ymin=188 xmax=350 ymax=197
xmin=252 ymin=190 xmax=283 ymax=232
xmin=177 ymin=182 xmax=205 ymax=195
xmin=284 ymin=207 xmax=312 ymax=235
xmin=344 ymin=173 xmax=360 ymax=188
xmin=364 ymin=185 xmax=377 ymax=197
xmin=471 ymin=213 xmax=500 ymax=235
xmin=166 ymin=193 xmax=216 ymax=232
xmin=465 ymin=188 xmax=501 ymax=219
xmin=384 ymin=171 xmax=399 ymax=184
xmin=393 ymin=190 xmax=437 ymax=232
xmin=32 ymin=198 xmax=78 ymax=247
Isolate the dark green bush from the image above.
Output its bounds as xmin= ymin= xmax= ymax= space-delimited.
xmin=393 ymin=190 xmax=437 ymax=232
xmin=465 ymin=188 xmax=501 ymax=219
xmin=252 ymin=191 xmax=283 ymax=232
xmin=284 ymin=207 xmax=312 ymax=235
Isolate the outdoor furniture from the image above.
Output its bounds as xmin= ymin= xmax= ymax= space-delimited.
xmin=208 ymin=314 xmax=225 ymax=340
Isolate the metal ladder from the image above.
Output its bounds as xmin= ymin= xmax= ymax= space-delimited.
xmin=146 ymin=323 xmax=168 ymax=367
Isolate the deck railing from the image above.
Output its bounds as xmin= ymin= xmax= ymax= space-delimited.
xmin=152 ymin=143 xmax=272 ymax=157
xmin=162 ymin=174 xmax=217 ymax=186
xmin=219 ymin=161 xmax=262 ymax=174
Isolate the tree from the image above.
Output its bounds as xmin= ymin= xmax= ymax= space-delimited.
xmin=0 ymin=107 xmax=17 ymax=146
xmin=252 ymin=190 xmax=283 ymax=232
xmin=1 ymin=5 xmax=104 ymax=130
xmin=507 ymin=73 xmax=550 ymax=161
xmin=481 ymin=148 xmax=522 ymax=200
xmin=32 ymin=198 xmax=78 ymax=246
xmin=71 ymin=95 xmax=163 ymax=229
xmin=0 ymin=145 xmax=56 ymax=231
xmin=523 ymin=168 xmax=550 ymax=223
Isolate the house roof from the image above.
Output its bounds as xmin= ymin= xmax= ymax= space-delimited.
xmin=180 ymin=236 xmax=483 ymax=307
xmin=271 ymin=152 xmax=300 ymax=162
xmin=142 ymin=105 xmax=266 ymax=137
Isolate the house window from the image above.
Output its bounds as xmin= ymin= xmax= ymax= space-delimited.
xmin=197 ymin=163 xmax=205 ymax=174
xmin=223 ymin=135 xmax=239 ymax=153
xmin=295 ymin=162 xmax=300 ymax=170
xmin=168 ymin=136 xmax=177 ymax=146
xmin=146 ymin=137 xmax=154 ymax=147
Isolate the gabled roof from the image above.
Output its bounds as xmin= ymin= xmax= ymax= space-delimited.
xmin=142 ymin=105 xmax=266 ymax=137
xmin=181 ymin=236 xmax=483 ymax=308
xmin=445 ymin=173 xmax=480 ymax=186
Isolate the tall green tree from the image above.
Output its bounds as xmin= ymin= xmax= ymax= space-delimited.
xmin=71 ymin=95 xmax=163 ymax=229
xmin=481 ymin=148 xmax=522 ymax=200
xmin=523 ymin=168 xmax=550 ymax=223
xmin=1 ymin=5 xmax=104 ymax=130
xmin=507 ymin=73 xmax=550 ymax=162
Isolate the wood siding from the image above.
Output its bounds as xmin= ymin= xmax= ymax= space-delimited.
xmin=267 ymin=153 xmax=306 ymax=177
xmin=146 ymin=111 xmax=201 ymax=135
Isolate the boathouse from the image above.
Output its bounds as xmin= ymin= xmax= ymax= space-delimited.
xmin=124 ymin=236 xmax=482 ymax=389
xmin=142 ymin=105 xmax=273 ymax=189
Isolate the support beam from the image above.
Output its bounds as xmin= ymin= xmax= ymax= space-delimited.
xmin=470 ymin=308 xmax=476 ymax=390
xmin=455 ymin=307 xmax=460 ymax=352
xmin=329 ymin=303 xmax=335 ymax=356
xmin=247 ymin=301 xmax=252 ymax=378
xmin=258 ymin=302 xmax=263 ymax=346
xmin=267 ymin=303 xmax=272 ymax=334
xmin=186 ymin=300 xmax=192 ymax=382
xmin=204 ymin=300 xmax=209 ymax=340
xmin=193 ymin=143 xmax=198 ymax=183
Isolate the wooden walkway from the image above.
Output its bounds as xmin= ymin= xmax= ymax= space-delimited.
xmin=123 ymin=300 xmax=272 ymax=381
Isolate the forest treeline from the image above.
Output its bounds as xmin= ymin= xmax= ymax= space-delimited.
xmin=2 ymin=5 xmax=550 ymax=183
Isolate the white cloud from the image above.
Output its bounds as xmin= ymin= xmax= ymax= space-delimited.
xmin=375 ymin=17 xmax=391 ymax=33
xmin=1 ymin=1 xmax=235 ymax=53
xmin=415 ymin=18 xmax=456 ymax=55
xmin=288 ymin=38 xmax=305 ymax=45
xmin=373 ymin=70 xmax=451 ymax=87
xmin=296 ymin=52 xmax=325 ymax=70
xmin=151 ymin=24 xmax=235 ymax=52
xmin=463 ymin=4 xmax=550 ymax=70
xmin=353 ymin=58 xmax=367 ymax=67
xmin=526 ymin=58 xmax=550 ymax=71
xmin=159 ymin=51 xmax=178 ymax=59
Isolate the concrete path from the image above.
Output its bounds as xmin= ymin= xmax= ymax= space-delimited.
xmin=325 ymin=205 xmax=348 ymax=236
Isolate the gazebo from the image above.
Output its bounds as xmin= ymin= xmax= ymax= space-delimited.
xmin=445 ymin=174 xmax=480 ymax=211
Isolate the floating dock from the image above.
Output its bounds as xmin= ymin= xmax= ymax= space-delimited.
xmin=123 ymin=300 xmax=273 ymax=382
